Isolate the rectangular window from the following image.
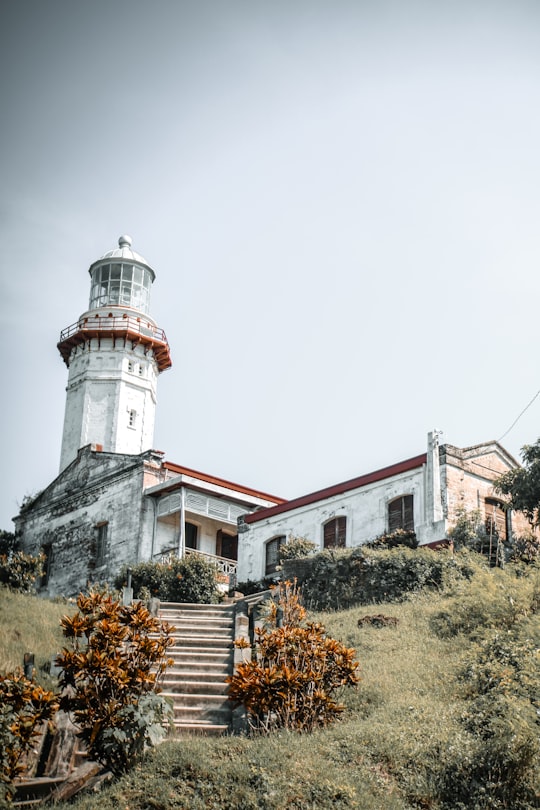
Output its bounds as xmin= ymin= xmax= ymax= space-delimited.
xmin=41 ymin=544 xmax=53 ymax=587
xmin=96 ymin=523 xmax=108 ymax=565
xmin=216 ymin=529 xmax=238 ymax=561
xmin=128 ymin=409 xmax=137 ymax=428
xmin=185 ymin=522 xmax=198 ymax=550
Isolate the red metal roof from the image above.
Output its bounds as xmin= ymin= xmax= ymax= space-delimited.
xmin=243 ymin=453 xmax=428 ymax=524
xmin=161 ymin=461 xmax=286 ymax=504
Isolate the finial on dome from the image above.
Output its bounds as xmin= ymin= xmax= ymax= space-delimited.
xmin=118 ymin=234 xmax=132 ymax=248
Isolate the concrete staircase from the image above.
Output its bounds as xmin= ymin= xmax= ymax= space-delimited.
xmin=158 ymin=602 xmax=236 ymax=735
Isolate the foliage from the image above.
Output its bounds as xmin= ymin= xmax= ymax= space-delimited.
xmin=510 ymin=533 xmax=540 ymax=564
xmin=434 ymin=629 xmax=540 ymax=809
xmin=236 ymin=578 xmax=270 ymax=596
xmin=429 ymin=566 xmax=534 ymax=640
xmin=56 ymin=591 xmax=175 ymax=774
xmin=227 ymin=580 xmax=359 ymax=733
xmin=448 ymin=507 xmax=487 ymax=551
xmin=278 ymin=535 xmax=317 ymax=563
xmin=496 ymin=438 xmax=540 ymax=526
xmin=0 ymin=551 xmax=45 ymax=593
xmin=0 ymin=532 xmax=18 ymax=558
xmin=115 ymin=554 xmax=220 ymax=603
xmin=0 ymin=670 xmax=58 ymax=804
xmin=365 ymin=529 xmax=418 ymax=550
xmin=296 ymin=546 xmax=476 ymax=610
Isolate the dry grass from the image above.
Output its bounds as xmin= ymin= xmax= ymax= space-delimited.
xmin=2 ymin=562 xmax=539 ymax=809
xmin=0 ymin=586 xmax=72 ymax=684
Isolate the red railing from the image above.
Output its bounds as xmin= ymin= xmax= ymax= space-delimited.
xmin=57 ymin=314 xmax=172 ymax=371
xmin=59 ymin=314 xmax=168 ymax=344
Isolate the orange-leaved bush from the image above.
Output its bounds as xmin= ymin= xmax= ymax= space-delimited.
xmin=56 ymin=591 xmax=175 ymax=774
xmin=0 ymin=671 xmax=58 ymax=803
xmin=227 ymin=580 xmax=360 ymax=733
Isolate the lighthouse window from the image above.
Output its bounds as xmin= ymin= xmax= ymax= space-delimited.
xmin=128 ymin=409 xmax=137 ymax=428
xmin=89 ymin=262 xmax=152 ymax=313
xmin=138 ymin=364 xmax=144 ymax=376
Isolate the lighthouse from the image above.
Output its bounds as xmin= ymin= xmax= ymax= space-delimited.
xmin=57 ymin=236 xmax=171 ymax=471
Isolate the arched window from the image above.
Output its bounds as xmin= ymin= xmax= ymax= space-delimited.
xmin=323 ymin=516 xmax=347 ymax=549
xmin=485 ymin=498 xmax=508 ymax=542
xmin=265 ymin=535 xmax=285 ymax=575
xmin=388 ymin=495 xmax=414 ymax=533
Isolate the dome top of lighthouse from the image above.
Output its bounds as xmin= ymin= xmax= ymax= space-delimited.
xmin=90 ymin=235 xmax=154 ymax=274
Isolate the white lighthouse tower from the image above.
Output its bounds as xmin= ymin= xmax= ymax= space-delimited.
xmin=57 ymin=236 xmax=171 ymax=472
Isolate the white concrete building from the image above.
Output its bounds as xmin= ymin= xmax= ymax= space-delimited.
xmin=237 ymin=432 xmax=529 ymax=582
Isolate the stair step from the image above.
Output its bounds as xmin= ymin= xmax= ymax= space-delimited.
xmin=162 ymin=680 xmax=229 ymax=695
xmin=172 ymin=722 xmax=230 ymax=736
xmin=162 ymin=670 xmax=229 ymax=683
xmin=158 ymin=603 xmax=236 ymax=735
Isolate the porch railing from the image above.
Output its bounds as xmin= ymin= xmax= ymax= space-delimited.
xmin=155 ymin=546 xmax=237 ymax=577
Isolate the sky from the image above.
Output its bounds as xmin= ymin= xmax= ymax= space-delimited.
xmin=1 ymin=0 xmax=540 ymax=529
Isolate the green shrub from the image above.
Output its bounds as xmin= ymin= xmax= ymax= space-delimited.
xmin=296 ymin=546 xmax=475 ymax=610
xmin=115 ymin=554 xmax=220 ymax=603
xmin=56 ymin=591 xmax=175 ymax=774
xmin=0 ymin=551 xmax=44 ymax=593
xmin=227 ymin=581 xmax=360 ymax=733
xmin=0 ymin=532 xmax=18 ymax=557
xmin=0 ymin=671 xmax=58 ymax=803
xmin=429 ymin=568 xmax=532 ymax=640
xmin=278 ymin=535 xmax=317 ymax=562
xmin=510 ymin=533 xmax=540 ymax=564
xmin=365 ymin=529 xmax=418 ymax=550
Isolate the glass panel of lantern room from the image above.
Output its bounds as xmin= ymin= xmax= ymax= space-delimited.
xmin=109 ymin=281 xmax=120 ymax=304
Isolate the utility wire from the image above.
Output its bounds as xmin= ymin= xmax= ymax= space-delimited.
xmin=498 ymin=388 xmax=540 ymax=442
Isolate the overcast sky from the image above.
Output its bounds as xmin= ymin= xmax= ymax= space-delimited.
xmin=1 ymin=0 xmax=540 ymax=529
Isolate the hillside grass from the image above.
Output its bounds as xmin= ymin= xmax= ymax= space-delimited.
xmin=0 ymin=587 xmax=72 ymax=686
xmin=1 ymin=559 xmax=539 ymax=809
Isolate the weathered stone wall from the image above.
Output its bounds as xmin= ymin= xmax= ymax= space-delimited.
xmin=442 ymin=443 xmax=532 ymax=537
xmin=16 ymin=447 xmax=159 ymax=597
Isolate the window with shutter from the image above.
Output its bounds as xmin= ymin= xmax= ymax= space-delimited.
xmin=484 ymin=499 xmax=508 ymax=542
xmin=388 ymin=495 xmax=414 ymax=532
xmin=265 ymin=536 xmax=285 ymax=575
xmin=323 ymin=516 xmax=347 ymax=549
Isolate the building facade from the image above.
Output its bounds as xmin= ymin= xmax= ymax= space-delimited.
xmin=14 ymin=236 xmax=531 ymax=597
xmin=237 ymin=432 xmax=531 ymax=582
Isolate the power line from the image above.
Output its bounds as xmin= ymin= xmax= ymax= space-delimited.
xmin=498 ymin=388 xmax=540 ymax=442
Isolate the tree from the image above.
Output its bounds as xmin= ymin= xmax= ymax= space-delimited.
xmin=495 ymin=439 xmax=540 ymax=527
xmin=0 ymin=531 xmax=18 ymax=557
